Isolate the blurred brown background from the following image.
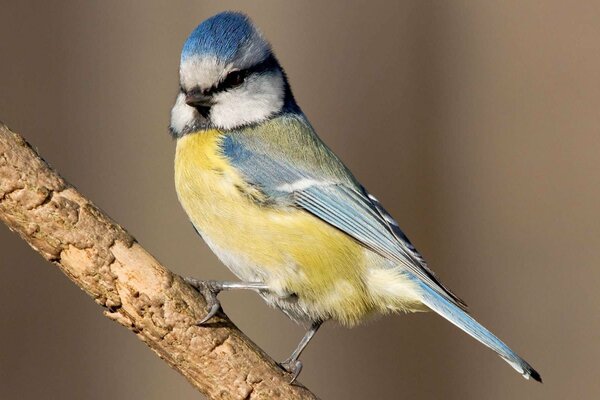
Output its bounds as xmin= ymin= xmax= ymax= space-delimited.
xmin=1 ymin=1 xmax=598 ymax=399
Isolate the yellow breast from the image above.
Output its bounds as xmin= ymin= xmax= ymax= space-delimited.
xmin=174 ymin=130 xmax=374 ymax=325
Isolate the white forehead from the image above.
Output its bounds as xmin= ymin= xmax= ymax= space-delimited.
xmin=179 ymin=56 xmax=228 ymax=90
xmin=179 ymin=32 xmax=271 ymax=91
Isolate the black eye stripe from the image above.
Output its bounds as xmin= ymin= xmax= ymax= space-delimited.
xmin=204 ymin=71 xmax=244 ymax=95
xmin=219 ymin=70 xmax=247 ymax=90
xmin=204 ymin=55 xmax=279 ymax=95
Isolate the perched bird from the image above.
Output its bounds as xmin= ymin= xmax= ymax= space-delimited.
xmin=171 ymin=11 xmax=541 ymax=383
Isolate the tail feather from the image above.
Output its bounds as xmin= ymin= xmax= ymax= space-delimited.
xmin=417 ymin=281 xmax=542 ymax=382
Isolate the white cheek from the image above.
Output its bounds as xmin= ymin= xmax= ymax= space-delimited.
xmin=210 ymin=71 xmax=285 ymax=130
xmin=170 ymin=92 xmax=197 ymax=134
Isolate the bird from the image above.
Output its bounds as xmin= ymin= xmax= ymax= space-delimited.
xmin=170 ymin=11 xmax=541 ymax=384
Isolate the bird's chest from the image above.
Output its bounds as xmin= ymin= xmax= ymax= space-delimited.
xmin=174 ymin=131 xmax=372 ymax=324
xmin=174 ymin=131 xmax=287 ymax=280
xmin=175 ymin=131 xmax=250 ymax=220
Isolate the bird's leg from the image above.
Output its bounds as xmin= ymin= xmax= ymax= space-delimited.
xmin=184 ymin=278 xmax=269 ymax=324
xmin=280 ymin=320 xmax=323 ymax=383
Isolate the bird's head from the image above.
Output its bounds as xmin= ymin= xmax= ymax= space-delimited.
xmin=170 ymin=12 xmax=294 ymax=136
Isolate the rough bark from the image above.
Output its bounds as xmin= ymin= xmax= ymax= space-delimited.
xmin=0 ymin=122 xmax=319 ymax=400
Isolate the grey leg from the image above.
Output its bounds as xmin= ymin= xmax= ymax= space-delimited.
xmin=184 ymin=278 xmax=269 ymax=324
xmin=280 ymin=320 xmax=323 ymax=383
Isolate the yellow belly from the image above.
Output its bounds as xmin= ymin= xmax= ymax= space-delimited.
xmin=174 ymin=130 xmax=375 ymax=325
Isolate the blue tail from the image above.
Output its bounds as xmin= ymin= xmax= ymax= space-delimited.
xmin=417 ymin=281 xmax=541 ymax=382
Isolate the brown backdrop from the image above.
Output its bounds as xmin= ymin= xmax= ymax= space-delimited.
xmin=1 ymin=1 xmax=598 ymax=399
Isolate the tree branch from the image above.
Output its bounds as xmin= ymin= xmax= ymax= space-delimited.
xmin=0 ymin=122 xmax=319 ymax=400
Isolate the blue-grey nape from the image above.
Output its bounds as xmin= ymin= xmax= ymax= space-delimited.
xmin=182 ymin=11 xmax=258 ymax=62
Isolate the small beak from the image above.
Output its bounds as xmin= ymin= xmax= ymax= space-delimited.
xmin=185 ymin=91 xmax=213 ymax=108
xmin=185 ymin=91 xmax=213 ymax=118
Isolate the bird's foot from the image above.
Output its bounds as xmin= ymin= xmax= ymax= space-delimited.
xmin=184 ymin=278 xmax=223 ymax=324
xmin=279 ymin=358 xmax=303 ymax=384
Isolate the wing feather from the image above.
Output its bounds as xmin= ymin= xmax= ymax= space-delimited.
xmin=295 ymin=184 xmax=467 ymax=310
xmin=221 ymin=116 xmax=467 ymax=311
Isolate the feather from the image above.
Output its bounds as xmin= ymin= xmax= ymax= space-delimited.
xmin=221 ymin=113 xmax=467 ymax=311
xmin=417 ymin=279 xmax=541 ymax=381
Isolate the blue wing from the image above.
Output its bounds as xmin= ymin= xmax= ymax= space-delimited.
xmin=221 ymin=114 xmax=467 ymax=311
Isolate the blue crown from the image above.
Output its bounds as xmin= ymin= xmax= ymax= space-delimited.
xmin=182 ymin=12 xmax=257 ymax=62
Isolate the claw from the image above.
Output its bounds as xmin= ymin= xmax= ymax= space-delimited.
xmin=197 ymin=301 xmax=221 ymax=324
xmin=277 ymin=320 xmax=321 ymax=384
xmin=279 ymin=358 xmax=303 ymax=384
xmin=184 ymin=278 xmax=222 ymax=325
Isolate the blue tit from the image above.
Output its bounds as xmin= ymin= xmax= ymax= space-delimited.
xmin=170 ymin=11 xmax=541 ymax=383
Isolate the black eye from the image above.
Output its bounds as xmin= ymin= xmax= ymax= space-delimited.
xmin=222 ymin=70 xmax=246 ymax=89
